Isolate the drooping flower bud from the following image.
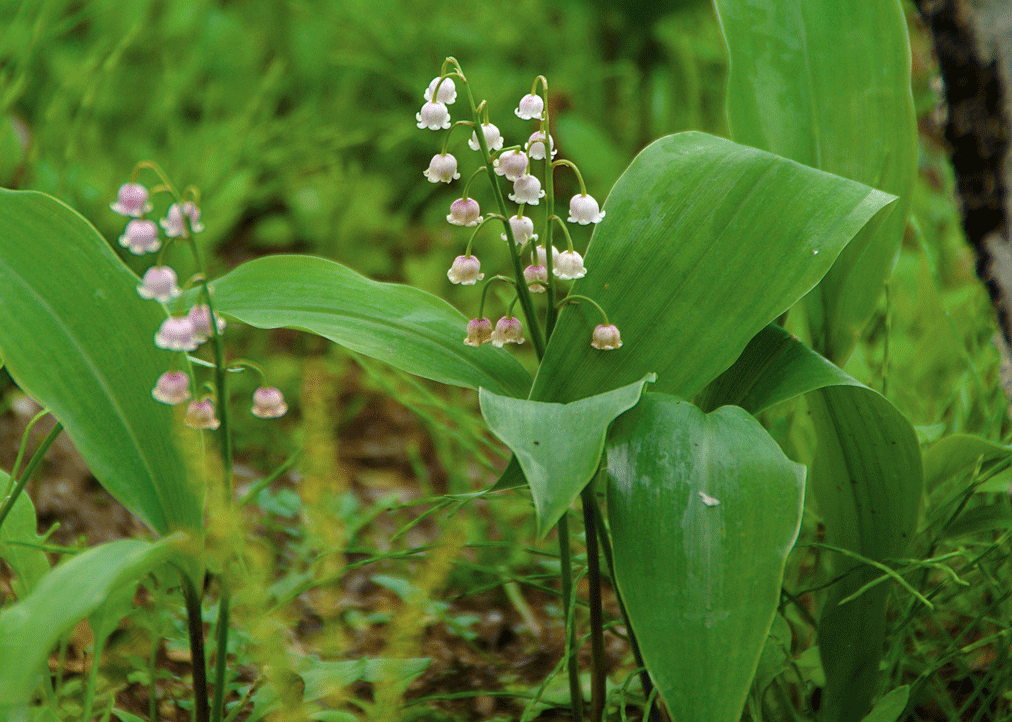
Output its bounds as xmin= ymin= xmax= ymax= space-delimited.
xmin=568 ymin=193 xmax=606 ymax=225
xmin=119 ymin=219 xmax=161 ymax=255
xmin=524 ymin=264 xmax=548 ymax=293
xmin=137 ymin=266 xmax=181 ymax=302
xmin=501 ymin=215 xmax=538 ymax=246
xmin=591 ymin=324 xmax=623 ymax=350
xmin=251 ymin=387 xmax=288 ymax=418
xmin=155 ymin=316 xmax=199 ymax=351
xmin=493 ymin=150 xmax=528 ymax=181
xmin=184 ymin=399 xmax=220 ymax=430
xmin=424 ymin=153 xmax=460 ymax=184
xmin=161 ymin=202 xmax=203 ymax=238
xmin=554 ymin=250 xmax=587 ymax=280
xmin=509 ymin=174 xmax=545 ymax=205
xmin=424 ymin=76 xmax=457 ymax=104
xmin=447 ymin=255 xmax=484 ymax=285
xmin=525 ymin=131 xmax=556 ymax=160
xmin=468 ymin=122 xmax=504 ymax=152
xmin=151 ymin=371 xmax=192 ymax=405
xmin=447 ymin=198 xmax=483 ymax=226
xmin=110 ymin=183 xmax=152 ymax=217
xmin=491 ymin=316 xmax=525 ymax=347
xmin=515 ymin=93 xmax=545 ymax=121
xmin=416 ymin=101 xmax=451 ymax=130
xmin=187 ymin=304 xmax=227 ymax=343
xmin=463 ymin=317 xmax=493 ymax=347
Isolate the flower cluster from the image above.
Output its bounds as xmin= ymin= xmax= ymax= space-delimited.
xmin=416 ymin=61 xmax=618 ymax=352
xmin=111 ymin=173 xmax=288 ymax=426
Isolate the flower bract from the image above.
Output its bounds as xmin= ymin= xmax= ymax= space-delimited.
xmin=152 ymin=371 xmax=192 ymax=405
xmin=591 ymin=324 xmax=623 ymax=350
xmin=137 ymin=266 xmax=181 ymax=302
xmin=568 ymin=193 xmax=606 ymax=225
xmin=464 ymin=317 xmax=493 ymax=347
xmin=447 ymin=255 xmax=484 ymax=285
xmin=252 ymin=387 xmax=288 ymax=418
xmin=416 ymin=101 xmax=451 ymax=130
xmin=491 ymin=316 xmax=525 ymax=347
xmin=119 ymin=219 xmax=161 ymax=255
xmin=110 ymin=183 xmax=152 ymax=217
xmin=424 ymin=153 xmax=460 ymax=184
xmin=554 ymin=250 xmax=587 ymax=280
xmin=447 ymin=197 xmax=483 ymax=226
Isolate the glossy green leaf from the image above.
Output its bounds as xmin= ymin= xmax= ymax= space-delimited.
xmin=202 ymin=255 xmax=531 ymax=399
xmin=716 ymin=0 xmax=917 ymax=363
xmin=0 ymin=473 xmax=49 ymax=598
xmin=0 ymin=190 xmax=202 ymax=535
xmin=531 ymin=132 xmax=895 ymax=405
xmin=480 ymin=375 xmax=653 ymax=536
xmin=861 ymin=686 xmax=909 ymax=722
xmin=922 ymin=434 xmax=1011 ymax=494
xmin=606 ymin=393 xmax=805 ymax=721
xmin=699 ymin=324 xmax=921 ymax=722
xmin=0 ymin=536 xmax=184 ymax=710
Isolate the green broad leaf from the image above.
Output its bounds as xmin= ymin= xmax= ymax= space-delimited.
xmin=0 ymin=473 xmax=49 ymax=598
xmin=699 ymin=324 xmax=921 ymax=722
xmin=480 ymin=375 xmax=654 ymax=536
xmin=606 ymin=393 xmax=805 ymax=722
xmin=201 ymin=255 xmax=531 ymax=399
xmin=531 ymin=132 xmax=895 ymax=405
xmin=0 ymin=190 xmax=202 ymax=536
xmin=0 ymin=536 xmax=185 ymax=709
xmin=941 ymin=505 xmax=1012 ymax=539
xmin=715 ymin=0 xmax=917 ymax=364
xmin=922 ymin=434 xmax=1011 ymax=494
xmin=860 ymin=686 xmax=910 ymax=722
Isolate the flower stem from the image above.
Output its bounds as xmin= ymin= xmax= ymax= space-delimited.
xmin=182 ymin=573 xmax=210 ymax=722
xmin=557 ymin=513 xmax=584 ymax=722
xmin=211 ymin=588 xmax=231 ymax=722
xmin=0 ymin=422 xmax=63 ymax=534
xmin=581 ymin=482 xmax=606 ymax=722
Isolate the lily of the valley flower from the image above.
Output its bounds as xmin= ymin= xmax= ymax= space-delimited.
xmin=416 ymin=101 xmax=451 ymax=130
xmin=151 ymin=371 xmax=192 ymax=405
xmin=424 ymin=76 xmax=457 ymax=104
xmin=591 ymin=324 xmax=622 ymax=350
xmin=515 ymin=93 xmax=545 ymax=121
xmin=447 ymin=197 xmax=483 ymax=226
xmin=424 ymin=153 xmax=460 ymax=184
xmin=509 ymin=174 xmax=545 ymax=205
xmin=447 ymin=255 xmax=484 ymax=285
xmin=155 ymin=316 xmax=198 ymax=352
xmin=119 ymin=219 xmax=161 ymax=255
xmin=184 ymin=399 xmax=221 ymax=430
xmin=554 ymin=250 xmax=587 ymax=280
xmin=464 ymin=317 xmax=493 ymax=346
xmin=568 ymin=193 xmax=606 ymax=225
xmin=137 ymin=266 xmax=181 ymax=302
xmin=491 ymin=316 xmax=525 ymax=347
xmin=110 ymin=183 xmax=152 ymax=217
xmin=501 ymin=214 xmax=538 ymax=246
xmin=251 ymin=387 xmax=288 ymax=418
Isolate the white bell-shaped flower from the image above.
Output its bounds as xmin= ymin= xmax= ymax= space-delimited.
xmin=501 ymin=214 xmax=538 ymax=246
xmin=491 ymin=316 xmax=525 ymax=347
xmin=137 ymin=266 xmax=181 ymax=302
xmin=110 ymin=183 xmax=152 ymax=217
xmin=493 ymin=150 xmax=528 ymax=181
xmin=469 ymin=122 xmax=504 ymax=152
xmin=119 ymin=219 xmax=161 ymax=255
xmin=155 ymin=316 xmax=198 ymax=352
xmin=515 ymin=93 xmax=545 ymax=120
xmin=509 ymin=174 xmax=545 ymax=205
xmin=424 ymin=76 xmax=456 ymax=104
xmin=554 ymin=250 xmax=587 ymax=280
xmin=152 ymin=371 xmax=191 ymax=405
xmin=251 ymin=387 xmax=288 ymax=418
xmin=524 ymin=264 xmax=548 ymax=293
xmin=525 ymin=131 xmax=556 ymax=160
xmin=416 ymin=101 xmax=451 ymax=130
xmin=184 ymin=399 xmax=221 ymax=430
xmin=568 ymin=193 xmax=606 ymax=225
xmin=447 ymin=254 xmax=484 ymax=285
xmin=424 ymin=153 xmax=460 ymax=184
xmin=447 ymin=197 xmax=482 ymax=226
xmin=591 ymin=324 xmax=622 ymax=350
xmin=464 ymin=317 xmax=493 ymax=347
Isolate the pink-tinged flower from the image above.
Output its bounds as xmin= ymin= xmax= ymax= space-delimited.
xmin=491 ymin=316 xmax=525 ymax=347
xmin=424 ymin=153 xmax=460 ymax=184
xmin=110 ymin=183 xmax=152 ymax=217
xmin=424 ymin=76 xmax=457 ymax=104
xmin=554 ymin=250 xmax=587 ymax=280
xmin=152 ymin=371 xmax=191 ymax=405
xmin=468 ymin=122 xmax=503 ymax=152
xmin=591 ymin=324 xmax=623 ymax=350
xmin=119 ymin=219 xmax=161 ymax=255
xmin=447 ymin=197 xmax=483 ymax=226
xmin=509 ymin=174 xmax=544 ymax=205
xmin=464 ymin=317 xmax=493 ymax=347
xmin=251 ymin=387 xmax=288 ymax=418
xmin=447 ymin=254 xmax=484 ymax=285
xmin=161 ymin=202 xmax=203 ymax=238
xmin=137 ymin=266 xmax=181 ymax=302
xmin=187 ymin=304 xmax=226 ymax=343
xmin=537 ymin=244 xmax=560 ymax=268
xmin=515 ymin=93 xmax=545 ymax=120
xmin=568 ymin=193 xmax=606 ymax=225
xmin=184 ymin=399 xmax=220 ymax=430
xmin=416 ymin=101 xmax=451 ymax=130
xmin=501 ymin=214 xmax=538 ymax=246
xmin=493 ymin=150 xmax=528 ymax=181
xmin=524 ymin=264 xmax=548 ymax=293
xmin=155 ymin=316 xmax=198 ymax=352
xmin=525 ymin=131 xmax=556 ymax=160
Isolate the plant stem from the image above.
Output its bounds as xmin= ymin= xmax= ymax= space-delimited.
xmin=211 ymin=588 xmax=231 ymax=722
xmin=557 ymin=513 xmax=584 ymax=722
xmin=0 ymin=421 xmax=63 ymax=532
xmin=581 ymin=485 xmax=606 ymax=722
xmin=182 ymin=574 xmax=210 ymax=722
